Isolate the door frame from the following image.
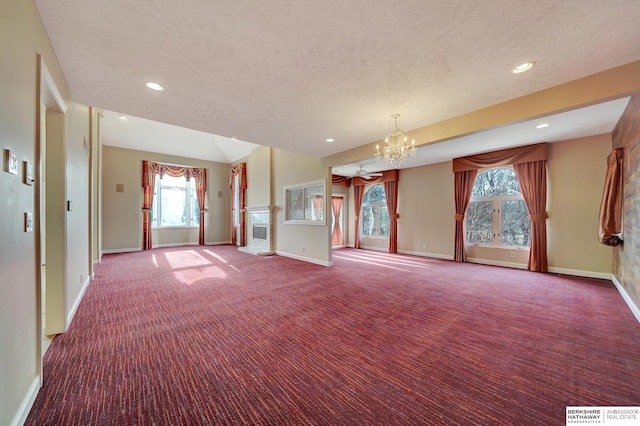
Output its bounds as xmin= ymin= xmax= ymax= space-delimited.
xmin=36 ymin=55 xmax=67 ymax=381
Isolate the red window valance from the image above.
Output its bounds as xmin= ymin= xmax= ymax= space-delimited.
xmin=452 ymin=143 xmax=547 ymax=173
xmin=332 ymin=175 xmax=351 ymax=187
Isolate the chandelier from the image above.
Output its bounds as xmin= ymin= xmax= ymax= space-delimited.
xmin=374 ymin=114 xmax=416 ymax=167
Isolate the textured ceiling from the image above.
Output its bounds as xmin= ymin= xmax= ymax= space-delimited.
xmin=35 ymin=0 xmax=640 ymax=161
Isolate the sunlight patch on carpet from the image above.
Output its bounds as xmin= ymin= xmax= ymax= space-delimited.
xmin=164 ymin=249 xmax=210 ymax=269
xmin=174 ymin=266 xmax=226 ymax=284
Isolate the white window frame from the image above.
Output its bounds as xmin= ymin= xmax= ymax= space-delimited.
xmin=466 ymin=167 xmax=530 ymax=249
xmin=152 ymin=174 xmax=200 ymax=229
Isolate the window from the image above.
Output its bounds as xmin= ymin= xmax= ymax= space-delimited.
xmin=466 ymin=167 xmax=530 ymax=247
xmin=361 ymin=184 xmax=389 ymax=238
xmin=284 ymin=180 xmax=325 ymax=225
xmin=152 ymin=175 xmax=200 ymax=228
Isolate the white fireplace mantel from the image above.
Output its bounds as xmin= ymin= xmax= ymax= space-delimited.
xmin=239 ymin=205 xmax=274 ymax=256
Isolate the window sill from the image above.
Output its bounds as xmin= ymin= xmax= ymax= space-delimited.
xmin=284 ymin=219 xmax=326 ymax=226
xmin=468 ymin=244 xmax=529 ymax=251
xmin=152 ymin=226 xmax=200 ymax=230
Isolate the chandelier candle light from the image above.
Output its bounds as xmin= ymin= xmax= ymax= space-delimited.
xmin=375 ymin=114 xmax=416 ymax=168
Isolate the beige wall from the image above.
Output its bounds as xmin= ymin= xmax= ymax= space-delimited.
xmin=272 ymin=149 xmax=331 ymax=265
xmin=102 ymin=146 xmax=141 ymax=251
xmin=244 ymin=146 xmax=272 ymax=207
xmin=0 ymin=1 xmax=81 ymax=424
xmin=102 ymin=146 xmax=231 ymax=252
xmin=547 ymin=134 xmax=613 ymax=274
xmin=398 ymin=162 xmax=455 ymax=258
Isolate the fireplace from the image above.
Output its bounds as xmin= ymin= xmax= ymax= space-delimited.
xmin=239 ymin=205 xmax=274 ymax=256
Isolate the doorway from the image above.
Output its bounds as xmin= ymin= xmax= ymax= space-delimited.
xmin=36 ymin=56 xmax=67 ymax=374
xmin=331 ymin=195 xmax=345 ymax=248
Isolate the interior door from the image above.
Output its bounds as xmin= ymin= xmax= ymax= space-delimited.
xmin=39 ymin=103 xmax=50 ymax=356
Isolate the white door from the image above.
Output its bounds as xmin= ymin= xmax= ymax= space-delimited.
xmin=39 ymin=103 xmax=51 ymax=356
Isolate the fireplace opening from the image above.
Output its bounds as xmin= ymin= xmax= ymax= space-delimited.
xmin=253 ymin=225 xmax=268 ymax=241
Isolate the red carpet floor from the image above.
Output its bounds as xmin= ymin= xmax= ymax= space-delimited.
xmin=26 ymin=246 xmax=640 ymax=425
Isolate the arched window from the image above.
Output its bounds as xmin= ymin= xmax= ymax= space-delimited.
xmin=466 ymin=167 xmax=530 ymax=247
xmin=361 ymin=184 xmax=389 ymax=238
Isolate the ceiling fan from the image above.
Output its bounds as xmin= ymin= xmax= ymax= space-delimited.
xmin=354 ymin=166 xmax=383 ymax=179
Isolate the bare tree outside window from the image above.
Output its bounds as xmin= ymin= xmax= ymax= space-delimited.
xmin=466 ymin=168 xmax=530 ymax=247
xmin=362 ymin=184 xmax=389 ymax=238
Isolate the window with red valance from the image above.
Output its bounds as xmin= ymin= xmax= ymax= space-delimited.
xmin=141 ymin=161 xmax=207 ymax=250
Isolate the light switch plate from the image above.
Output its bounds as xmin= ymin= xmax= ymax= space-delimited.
xmin=24 ymin=212 xmax=33 ymax=232
xmin=23 ymin=160 xmax=34 ymax=185
xmin=5 ymin=149 xmax=18 ymax=175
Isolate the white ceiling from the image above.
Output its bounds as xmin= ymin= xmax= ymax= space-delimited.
xmin=34 ymin=0 xmax=640 ymax=163
xmin=101 ymin=110 xmax=259 ymax=163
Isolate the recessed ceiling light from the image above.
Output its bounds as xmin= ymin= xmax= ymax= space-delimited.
xmin=325 ymin=138 xmax=334 ymax=143
xmin=536 ymin=123 xmax=550 ymax=129
xmin=119 ymin=115 xmax=127 ymax=120
xmin=512 ymin=62 xmax=535 ymax=74
xmin=146 ymin=82 xmax=164 ymax=91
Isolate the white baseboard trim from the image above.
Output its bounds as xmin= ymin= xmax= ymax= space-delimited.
xmin=547 ymin=267 xmax=612 ymax=280
xmin=10 ymin=376 xmax=40 ymax=426
xmin=398 ymin=249 xmax=454 ymax=261
xmin=275 ymin=250 xmax=333 ymax=267
xmin=465 ymin=260 xmax=612 ymax=279
xmin=466 ymin=257 xmax=528 ymax=270
xmin=67 ymin=275 xmax=91 ymax=328
xmin=103 ymin=243 xmax=231 ymax=254
xmin=612 ymin=275 xmax=640 ymax=324
xmin=102 ymin=247 xmax=141 ymax=254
